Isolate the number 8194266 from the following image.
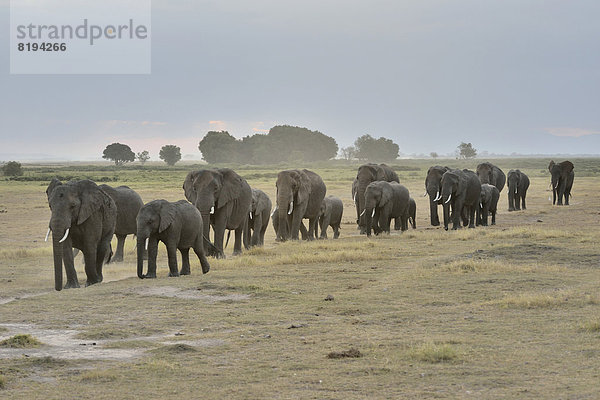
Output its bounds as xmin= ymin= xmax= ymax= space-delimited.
xmin=18 ymin=43 xmax=67 ymax=52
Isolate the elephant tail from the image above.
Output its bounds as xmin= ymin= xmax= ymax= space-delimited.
xmin=203 ymin=235 xmax=219 ymax=258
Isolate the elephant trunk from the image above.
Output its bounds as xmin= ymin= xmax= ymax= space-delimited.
xmin=443 ymin=201 xmax=451 ymax=231
xmin=365 ymin=207 xmax=374 ymax=237
xmin=52 ymin=232 xmax=64 ymax=291
xmin=357 ymin=181 xmax=370 ymax=233
xmin=277 ymin=193 xmax=292 ymax=241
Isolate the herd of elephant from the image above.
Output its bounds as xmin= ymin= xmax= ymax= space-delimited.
xmin=43 ymin=160 xmax=574 ymax=291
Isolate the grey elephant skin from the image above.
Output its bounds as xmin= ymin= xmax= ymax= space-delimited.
xmin=355 ymin=164 xmax=399 ymax=233
xmin=248 ymin=188 xmax=272 ymax=247
xmin=406 ymin=197 xmax=416 ymax=229
xmin=507 ymin=170 xmax=530 ymax=211
xmin=183 ymin=168 xmax=252 ymax=258
xmin=476 ymin=162 xmax=506 ymax=193
xmin=46 ymin=179 xmax=117 ymax=290
xmin=352 ymin=178 xmax=360 ymax=227
xmin=425 ymin=166 xmax=450 ymax=226
xmin=441 ymin=169 xmax=481 ymax=230
xmin=271 ymin=206 xmax=308 ymax=239
xmin=136 ymin=200 xmax=210 ymax=279
xmin=548 ymin=160 xmax=574 ymax=205
xmin=316 ymin=195 xmax=343 ymax=239
xmin=98 ymin=184 xmax=144 ymax=262
xmin=276 ymin=169 xmax=326 ymax=241
xmin=364 ymin=181 xmax=410 ymax=237
xmin=477 ymin=184 xmax=499 ymax=226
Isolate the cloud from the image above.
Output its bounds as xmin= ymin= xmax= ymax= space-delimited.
xmin=252 ymin=121 xmax=269 ymax=133
xmin=104 ymin=120 xmax=167 ymax=127
xmin=546 ymin=127 xmax=600 ymax=138
xmin=209 ymin=120 xmax=227 ymax=131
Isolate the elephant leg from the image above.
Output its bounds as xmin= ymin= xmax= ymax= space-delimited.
xmin=306 ymin=218 xmax=317 ymax=241
xmin=298 ymin=220 xmax=309 ymax=240
xmin=166 ymin=242 xmax=179 ymax=277
xmin=145 ymin=238 xmax=159 ymax=278
xmin=179 ymin=248 xmax=191 ymax=275
xmin=193 ymin=239 xmax=210 ymax=274
xmin=521 ymin=192 xmax=527 ymax=210
xmin=468 ymin=205 xmax=476 ymax=228
xmin=394 ymin=216 xmax=401 ymax=231
xmin=233 ymin=227 xmax=243 ymax=255
xmin=401 ymin=215 xmax=408 ymax=231
xmin=213 ymin=218 xmax=226 ymax=259
xmin=452 ymin=201 xmax=463 ymax=230
xmin=62 ymin=238 xmax=80 ymax=289
xmin=333 ymin=224 xmax=340 ymax=239
xmin=82 ymin=244 xmax=99 ymax=287
xmin=482 ymin=206 xmax=488 ymax=226
xmin=95 ymin=235 xmax=112 ymax=283
xmin=320 ymin=214 xmax=330 ymax=239
xmin=111 ymin=234 xmax=126 ymax=262
xmin=491 ymin=210 xmax=496 ymax=225
xmin=251 ymin=214 xmax=262 ymax=247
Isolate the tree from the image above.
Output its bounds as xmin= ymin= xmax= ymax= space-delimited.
xmin=340 ymin=146 xmax=357 ymax=160
xmin=198 ymin=131 xmax=240 ymax=164
xmin=430 ymin=152 xmax=439 ymax=159
xmin=102 ymin=143 xmax=135 ymax=166
xmin=1 ymin=161 xmax=23 ymax=176
xmin=136 ymin=150 xmax=150 ymax=164
xmin=457 ymin=142 xmax=477 ymax=159
xmin=354 ymin=134 xmax=399 ymax=162
xmin=159 ymin=145 xmax=182 ymax=166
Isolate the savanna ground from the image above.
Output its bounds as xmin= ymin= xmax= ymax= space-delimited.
xmin=0 ymin=158 xmax=599 ymax=399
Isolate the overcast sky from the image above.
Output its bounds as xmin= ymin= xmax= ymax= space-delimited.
xmin=1 ymin=0 xmax=600 ymax=160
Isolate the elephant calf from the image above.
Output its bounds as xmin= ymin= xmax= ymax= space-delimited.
xmin=316 ymin=195 xmax=343 ymax=239
xmin=248 ymin=189 xmax=272 ymax=247
xmin=136 ymin=200 xmax=211 ymax=279
xmin=478 ymin=184 xmax=499 ymax=226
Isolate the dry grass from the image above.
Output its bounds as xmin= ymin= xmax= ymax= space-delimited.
xmin=0 ymin=334 xmax=42 ymax=348
xmin=1 ymin=162 xmax=600 ymax=399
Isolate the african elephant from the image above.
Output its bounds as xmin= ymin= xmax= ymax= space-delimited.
xmin=477 ymin=184 xmax=499 ymax=226
xmin=276 ymin=169 xmax=326 ymax=241
xmin=507 ymin=169 xmax=530 ymax=211
xmin=271 ymin=205 xmax=308 ymax=239
xmin=476 ymin=162 xmax=506 ymax=193
xmin=406 ymin=197 xmax=416 ymax=229
xmin=45 ymin=179 xmax=116 ymax=290
xmin=183 ymin=168 xmax=252 ymax=258
xmin=441 ymin=169 xmax=481 ymax=230
xmin=425 ymin=166 xmax=450 ymax=226
xmin=352 ymin=178 xmax=360 ymax=228
xmin=364 ymin=181 xmax=410 ymax=237
xmin=355 ymin=164 xmax=399 ymax=233
xmin=548 ymin=160 xmax=574 ymax=205
xmin=98 ymin=184 xmax=144 ymax=262
xmin=136 ymin=200 xmax=210 ymax=279
xmin=248 ymin=189 xmax=272 ymax=247
xmin=316 ymin=195 xmax=343 ymax=239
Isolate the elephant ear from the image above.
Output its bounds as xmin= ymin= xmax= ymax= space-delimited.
xmin=77 ymin=181 xmax=105 ymax=225
xmin=296 ymin=170 xmax=312 ymax=205
xmin=159 ymin=202 xmax=176 ymax=233
xmin=183 ymin=171 xmax=199 ymax=203
xmin=374 ymin=166 xmax=387 ymax=181
xmin=561 ymin=161 xmax=574 ymax=174
xmin=46 ymin=178 xmax=63 ymax=201
xmin=379 ymin=183 xmax=393 ymax=206
xmin=548 ymin=160 xmax=555 ymax=172
xmin=217 ymin=169 xmax=243 ymax=207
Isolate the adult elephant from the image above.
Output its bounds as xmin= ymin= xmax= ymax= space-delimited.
xmin=364 ymin=181 xmax=410 ymax=237
xmin=98 ymin=184 xmax=144 ymax=262
xmin=441 ymin=169 xmax=481 ymax=230
xmin=183 ymin=168 xmax=252 ymax=258
xmin=476 ymin=162 xmax=506 ymax=193
xmin=247 ymin=188 xmax=272 ymax=247
xmin=276 ymin=169 xmax=326 ymax=241
xmin=136 ymin=200 xmax=211 ymax=279
xmin=45 ymin=179 xmax=116 ymax=290
xmin=424 ymin=165 xmax=450 ymax=226
xmin=507 ymin=170 xmax=530 ymax=211
xmin=355 ymin=163 xmax=399 ymax=233
xmin=316 ymin=195 xmax=343 ymax=239
xmin=352 ymin=178 xmax=360 ymax=228
xmin=548 ymin=160 xmax=574 ymax=205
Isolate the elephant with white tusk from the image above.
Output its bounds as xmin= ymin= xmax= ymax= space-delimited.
xmin=45 ymin=179 xmax=116 ymax=291
xmin=507 ymin=169 xmax=530 ymax=211
xmin=364 ymin=181 xmax=410 ymax=237
xmin=425 ymin=165 xmax=450 ymax=227
xmin=548 ymin=160 xmax=574 ymax=206
xmin=441 ymin=169 xmax=481 ymax=231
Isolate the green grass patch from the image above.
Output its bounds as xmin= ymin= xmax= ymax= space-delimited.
xmin=0 ymin=334 xmax=42 ymax=348
xmin=410 ymin=342 xmax=458 ymax=363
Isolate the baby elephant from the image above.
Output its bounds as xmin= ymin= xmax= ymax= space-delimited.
xmin=248 ymin=188 xmax=272 ymax=247
xmin=136 ymin=200 xmax=211 ymax=279
xmin=478 ymin=184 xmax=500 ymax=226
xmin=406 ymin=197 xmax=416 ymax=229
xmin=317 ymin=195 xmax=343 ymax=239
